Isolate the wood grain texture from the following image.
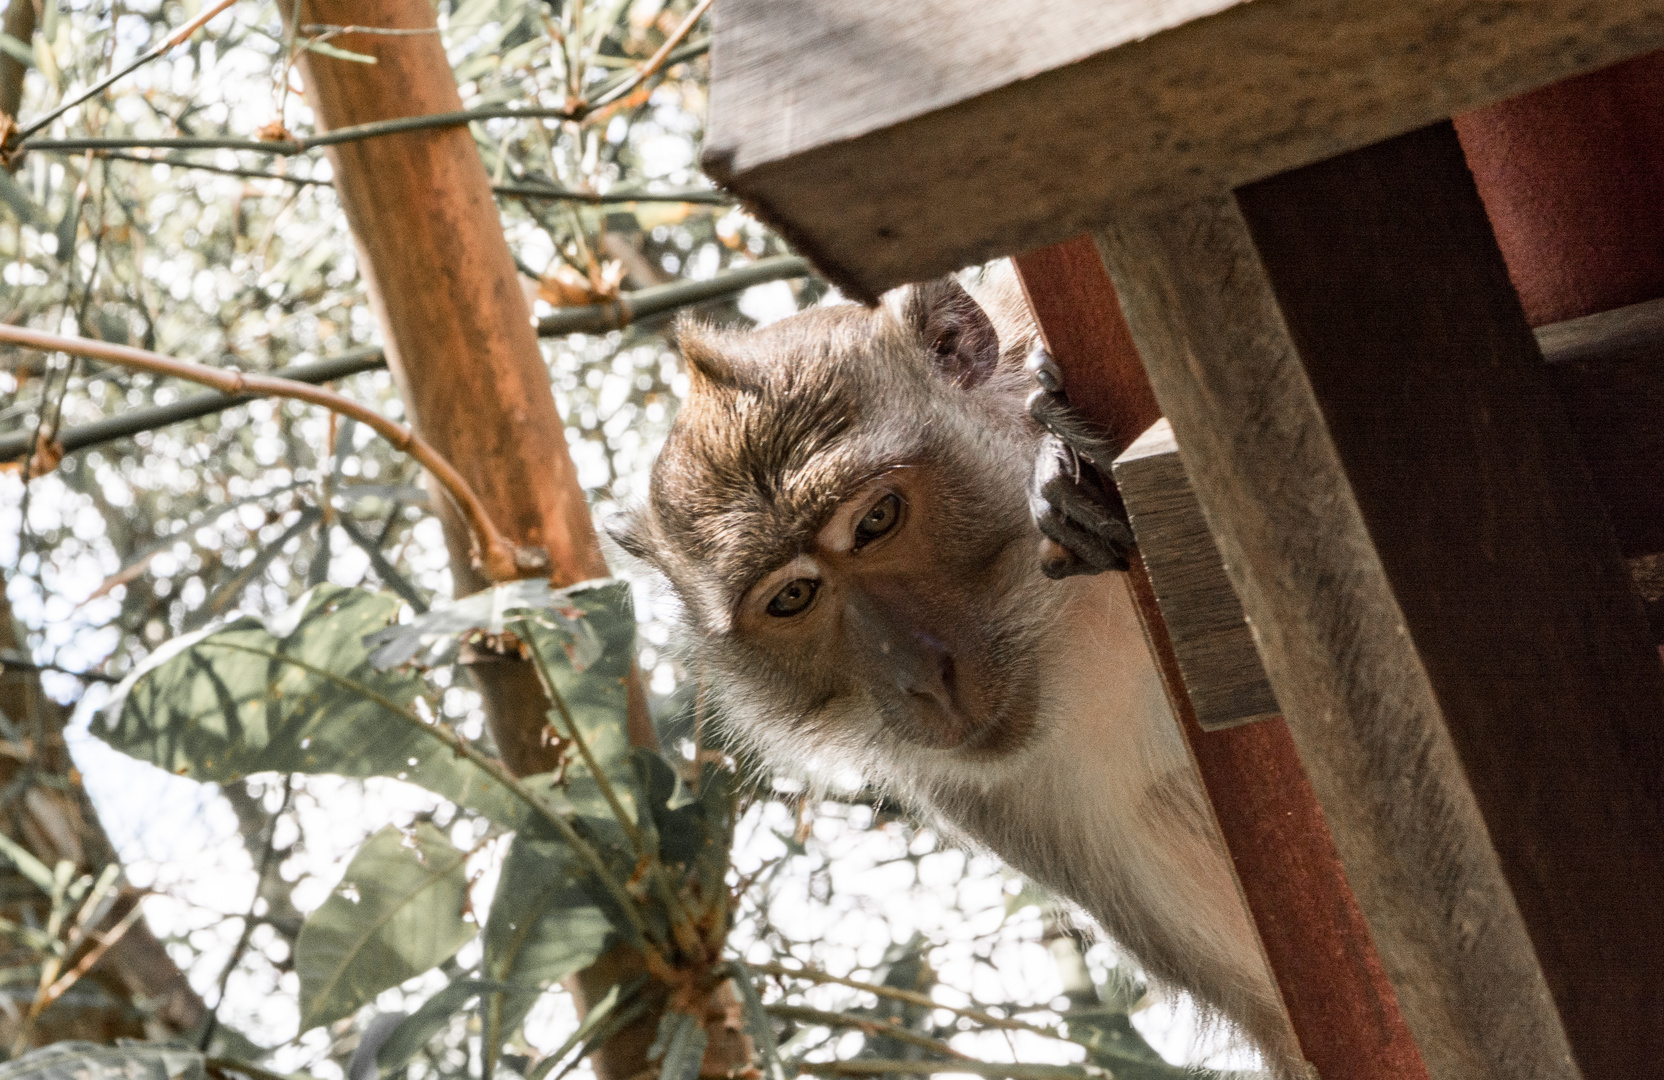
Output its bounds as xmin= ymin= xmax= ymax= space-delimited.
xmin=1014 ymin=241 xmax=1425 ymax=1080
xmin=287 ymin=0 xmax=608 ymax=599
xmin=705 ymin=0 xmax=1664 ymax=300
xmin=1094 ymin=198 xmax=1573 ymax=1080
xmin=1114 ymin=422 xmax=1279 ymax=732
xmin=1013 ymin=238 xmax=1160 ymax=460
xmin=1098 ymin=121 xmax=1664 ymax=1079
xmin=1536 ymin=298 xmax=1664 ymax=558
xmin=1232 ymin=123 xmax=1664 ymax=1078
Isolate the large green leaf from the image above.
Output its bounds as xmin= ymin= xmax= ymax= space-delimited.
xmin=295 ymin=822 xmax=477 ymax=1031
xmin=95 ymin=586 xmax=527 ymax=827
xmin=480 ymin=834 xmax=614 ymax=1056
xmin=0 ymin=1043 xmax=207 ymax=1080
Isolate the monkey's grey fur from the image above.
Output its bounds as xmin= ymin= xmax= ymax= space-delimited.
xmin=610 ymin=269 xmax=1301 ymax=1075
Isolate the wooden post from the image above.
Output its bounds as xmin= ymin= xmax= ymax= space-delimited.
xmin=1095 ymin=122 xmax=1664 ymax=1080
xmin=1014 ymin=240 xmax=1427 ymax=1080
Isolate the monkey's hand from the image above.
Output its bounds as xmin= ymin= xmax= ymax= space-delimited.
xmin=1025 ymin=346 xmax=1135 ymax=579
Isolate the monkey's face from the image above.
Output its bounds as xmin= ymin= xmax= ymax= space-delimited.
xmin=727 ymin=458 xmax=1044 ymax=757
xmin=612 ymin=275 xmax=1063 ymax=773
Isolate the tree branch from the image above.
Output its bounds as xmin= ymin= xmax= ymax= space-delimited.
xmin=0 ymin=347 xmax=386 ymax=462
xmin=0 ymin=326 xmax=534 ymax=582
xmin=537 ymin=255 xmax=812 ymax=335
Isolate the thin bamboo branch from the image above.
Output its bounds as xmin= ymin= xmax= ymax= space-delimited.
xmin=17 ymin=104 xmax=585 ymax=157
xmin=537 ymin=255 xmax=812 ymax=335
xmin=11 ymin=41 xmax=710 ymax=162
xmin=0 ymin=651 xmax=120 ymax=683
xmin=750 ymin=963 xmax=1069 ymax=1044
xmin=583 ymin=0 xmax=713 ymax=113
xmin=765 ymin=1004 xmax=969 ymax=1060
xmin=0 ymin=347 xmax=386 ymax=462
xmin=0 ymin=325 xmax=531 ymax=582
xmin=97 ymin=150 xmax=729 ymax=204
xmin=10 ymin=0 xmax=239 ymax=143
xmin=0 ymin=258 xmax=810 ymax=461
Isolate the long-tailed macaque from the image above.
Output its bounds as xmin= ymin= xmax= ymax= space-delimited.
xmin=609 ymin=270 xmax=1300 ymax=1075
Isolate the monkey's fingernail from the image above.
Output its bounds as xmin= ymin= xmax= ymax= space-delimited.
xmin=1025 ymin=349 xmax=1064 ymax=393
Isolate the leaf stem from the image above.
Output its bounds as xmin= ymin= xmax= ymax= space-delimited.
xmin=750 ymin=962 xmax=1071 ymax=1044
xmin=517 ymin=622 xmax=706 ymax=960
xmin=765 ymin=1004 xmax=969 ymax=1060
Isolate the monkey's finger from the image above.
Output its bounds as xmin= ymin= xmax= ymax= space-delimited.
xmin=1027 ymin=386 xmax=1117 ymax=467
xmin=1041 ymin=473 xmax=1126 ymax=538
xmin=1034 ymin=506 xmax=1130 ymax=577
xmin=1024 ymin=344 xmax=1066 ymax=395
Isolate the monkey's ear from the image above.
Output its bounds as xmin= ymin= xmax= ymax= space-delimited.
xmin=604 ymin=508 xmax=660 ymax=565
xmin=676 ymin=316 xmax=750 ymax=391
xmin=891 ymin=277 xmax=1000 ymax=389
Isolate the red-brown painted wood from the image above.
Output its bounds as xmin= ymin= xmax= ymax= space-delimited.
xmin=1455 ymin=49 xmax=1664 ymax=327
xmin=1013 ymin=241 xmax=1428 ymax=1080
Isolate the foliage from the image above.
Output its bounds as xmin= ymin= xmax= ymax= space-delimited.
xmin=0 ymin=2 xmax=1251 ymax=1080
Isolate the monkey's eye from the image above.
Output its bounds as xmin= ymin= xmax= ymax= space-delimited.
xmin=854 ymin=493 xmax=902 ymax=547
xmin=766 ymin=578 xmax=818 ymax=618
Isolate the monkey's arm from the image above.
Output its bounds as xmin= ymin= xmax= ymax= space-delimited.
xmin=1025 ymin=347 xmax=1136 ymax=579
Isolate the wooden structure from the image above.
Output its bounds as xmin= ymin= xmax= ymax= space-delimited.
xmin=705 ymin=5 xmax=1664 ymax=1079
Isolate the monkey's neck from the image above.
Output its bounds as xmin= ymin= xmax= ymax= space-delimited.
xmin=923 ymin=573 xmax=1283 ymax=1055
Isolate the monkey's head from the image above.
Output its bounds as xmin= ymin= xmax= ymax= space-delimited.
xmin=610 ymin=276 xmax=1068 ymax=787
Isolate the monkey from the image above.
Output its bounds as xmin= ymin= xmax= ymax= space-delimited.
xmin=607 ymin=268 xmax=1302 ymax=1076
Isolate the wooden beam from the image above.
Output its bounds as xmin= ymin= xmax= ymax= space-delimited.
xmin=705 ymin=0 xmax=1664 ymax=300
xmin=1012 ymin=242 xmax=1427 ymax=1080
xmin=1114 ymin=421 xmax=1278 ymax=732
xmin=1535 ymin=297 xmax=1664 ymax=559
xmin=1095 ymin=122 xmax=1664 ymax=1080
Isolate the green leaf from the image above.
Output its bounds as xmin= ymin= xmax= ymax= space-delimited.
xmin=0 ymin=833 xmax=56 ymax=893
xmin=0 ymin=33 xmax=32 ymax=67
xmin=377 ymin=978 xmax=534 ymax=1074
xmin=96 ymin=585 xmax=528 ymax=828
xmin=731 ymin=960 xmax=786 ymax=1080
xmin=0 ymin=1043 xmax=207 ymax=1080
xmin=363 ymin=578 xmax=603 ymax=671
xmin=516 ymin=580 xmax=636 ymax=784
xmin=295 ymin=823 xmax=477 ymax=1031
xmin=652 ymin=1011 xmax=707 ymax=1080
xmin=302 ymin=39 xmax=378 ymax=63
xmin=480 ymin=835 xmax=613 ymax=1053
xmin=525 ymin=982 xmax=622 ymax=1080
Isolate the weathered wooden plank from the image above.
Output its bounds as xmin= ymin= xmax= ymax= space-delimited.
xmin=1013 ymin=242 xmax=1426 ymax=1080
xmin=1114 ymin=421 xmax=1279 ymax=732
xmin=1095 ymin=121 xmax=1664 ymax=1079
xmin=705 ymin=0 xmax=1664 ymax=300
xmin=1536 ymin=298 xmax=1664 ymax=559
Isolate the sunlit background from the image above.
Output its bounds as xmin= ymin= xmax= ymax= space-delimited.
xmin=0 ymin=2 xmax=1249 ymax=1076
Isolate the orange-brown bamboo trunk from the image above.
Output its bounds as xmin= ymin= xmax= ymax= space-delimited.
xmin=281 ymin=5 xmax=743 ymax=1077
